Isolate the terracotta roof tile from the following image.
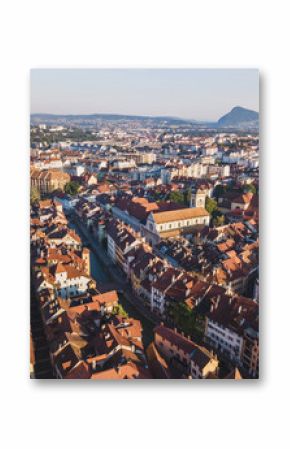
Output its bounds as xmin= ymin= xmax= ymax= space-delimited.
xmin=152 ymin=207 xmax=209 ymax=224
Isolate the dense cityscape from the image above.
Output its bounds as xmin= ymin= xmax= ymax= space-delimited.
xmin=30 ymin=111 xmax=259 ymax=379
xmin=3 ymin=1 xmax=287 ymax=447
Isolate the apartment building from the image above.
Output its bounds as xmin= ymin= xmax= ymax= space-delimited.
xmin=154 ymin=325 xmax=219 ymax=379
xmin=31 ymin=168 xmax=70 ymax=194
xmin=204 ymin=294 xmax=258 ymax=375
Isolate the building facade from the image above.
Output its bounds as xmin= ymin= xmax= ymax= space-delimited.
xmin=31 ymin=169 xmax=70 ymax=195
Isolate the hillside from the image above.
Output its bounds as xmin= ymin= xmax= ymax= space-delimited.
xmin=217 ymin=106 xmax=259 ymax=128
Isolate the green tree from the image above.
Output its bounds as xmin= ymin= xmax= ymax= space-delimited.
xmin=170 ymin=190 xmax=185 ymax=205
xmin=64 ymin=181 xmax=80 ymax=196
xmin=184 ymin=188 xmax=192 ymax=207
xmin=244 ymin=184 xmax=256 ymax=194
xmin=213 ymin=184 xmax=226 ymax=199
xmin=113 ymin=304 xmax=128 ymax=318
xmin=169 ymin=302 xmax=205 ymax=340
xmin=213 ymin=214 xmax=225 ymax=227
xmin=205 ymin=197 xmax=218 ymax=215
xmin=30 ymin=186 xmax=40 ymax=205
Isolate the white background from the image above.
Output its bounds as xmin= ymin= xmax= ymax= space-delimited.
xmin=0 ymin=1 xmax=289 ymax=448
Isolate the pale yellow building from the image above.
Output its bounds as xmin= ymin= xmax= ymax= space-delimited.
xmin=31 ymin=168 xmax=70 ymax=195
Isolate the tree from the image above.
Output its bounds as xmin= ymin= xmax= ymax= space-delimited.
xmin=30 ymin=186 xmax=40 ymax=205
xmin=169 ymin=302 xmax=205 ymax=340
xmin=213 ymin=184 xmax=226 ymax=199
xmin=244 ymin=184 xmax=256 ymax=194
xmin=169 ymin=190 xmax=185 ymax=205
xmin=205 ymin=197 xmax=218 ymax=215
xmin=113 ymin=304 xmax=128 ymax=318
xmin=213 ymin=214 xmax=225 ymax=227
xmin=184 ymin=187 xmax=192 ymax=207
xmin=64 ymin=181 xmax=80 ymax=196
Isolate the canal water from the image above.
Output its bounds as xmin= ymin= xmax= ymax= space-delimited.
xmin=68 ymin=218 xmax=154 ymax=347
xmin=68 ymin=219 xmax=109 ymax=283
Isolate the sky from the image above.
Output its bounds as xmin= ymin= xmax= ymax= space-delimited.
xmin=31 ymin=69 xmax=259 ymax=121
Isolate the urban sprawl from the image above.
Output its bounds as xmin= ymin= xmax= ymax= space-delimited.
xmin=30 ymin=117 xmax=259 ymax=379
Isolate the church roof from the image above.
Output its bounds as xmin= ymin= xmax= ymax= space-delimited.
xmin=152 ymin=207 xmax=209 ymax=224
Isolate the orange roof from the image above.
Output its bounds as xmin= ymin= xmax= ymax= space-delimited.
xmin=152 ymin=207 xmax=209 ymax=224
xmin=159 ymin=229 xmax=180 ymax=238
xmin=67 ymin=301 xmax=101 ymax=315
xmin=91 ymin=362 xmax=148 ymax=380
xmin=39 ymin=199 xmax=53 ymax=209
xmin=55 ymin=263 xmax=67 ymax=274
xmin=65 ymin=361 xmax=91 ymax=379
xmin=31 ymin=169 xmax=70 ymax=182
xmin=92 ymin=290 xmax=118 ymax=304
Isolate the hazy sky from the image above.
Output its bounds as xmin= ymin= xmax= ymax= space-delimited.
xmin=31 ymin=69 xmax=259 ymax=121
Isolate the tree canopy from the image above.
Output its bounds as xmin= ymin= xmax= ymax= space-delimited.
xmin=244 ymin=183 xmax=256 ymax=194
xmin=205 ymin=197 xmax=218 ymax=215
xmin=169 ymin=301 xmax=205 ymax=340
xmin=113 ymin=304 xmax=128 ymax=318
xmin=213 ymin=183 xmax=226 ymax=199
xmin=184 ymin=188 xmax=192 ymax=207
xmin=30 ymin=186 xmax=40 ymax=205
xmin=169 ymin=190 xmax=185 ymax=205
xmin=213 ymin=214 xmax=225 ymax=227
xmin=64 ymin=181 xmax=80 ymax=196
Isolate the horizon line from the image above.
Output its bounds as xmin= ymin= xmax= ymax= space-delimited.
xmin=30 ymin=105 xmax=259 ymax=122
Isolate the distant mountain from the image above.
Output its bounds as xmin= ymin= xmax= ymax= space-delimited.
xmin=30 ymin=113 xmax=192 ymax=126
xmin=217 ymin=106 xmax=259 ymax=128
xmin=31 ymin=107 xmax=259 ymax=130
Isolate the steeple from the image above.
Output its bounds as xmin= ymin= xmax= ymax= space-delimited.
xmin=190 ymin=189 xmax=206 ymax=208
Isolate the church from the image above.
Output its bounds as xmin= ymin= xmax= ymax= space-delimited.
xmin=143 ymin=205 xmax=210 ymax=246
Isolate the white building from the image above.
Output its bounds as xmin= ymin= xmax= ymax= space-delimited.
xmin=205 ymin=317 xmax=243 ymax=363
xmin=161 ymin=162 xmax=206 ymax=184
xmin=204 ymin=295 xmax=258 ymax=368
xmin=144 ymin=207 xmax=210 ymax=246
xmin=112 ymin=159 xmax=136 ymax=170
xmin=54 ymin=265 xmax=92 ymax=299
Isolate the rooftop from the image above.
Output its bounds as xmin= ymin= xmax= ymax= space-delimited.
xmin=152 ymin=207 xmax=209 ymax=224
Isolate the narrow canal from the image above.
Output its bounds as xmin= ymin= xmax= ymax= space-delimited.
xmin=68 ymin=217 xmax=154 ymax=347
